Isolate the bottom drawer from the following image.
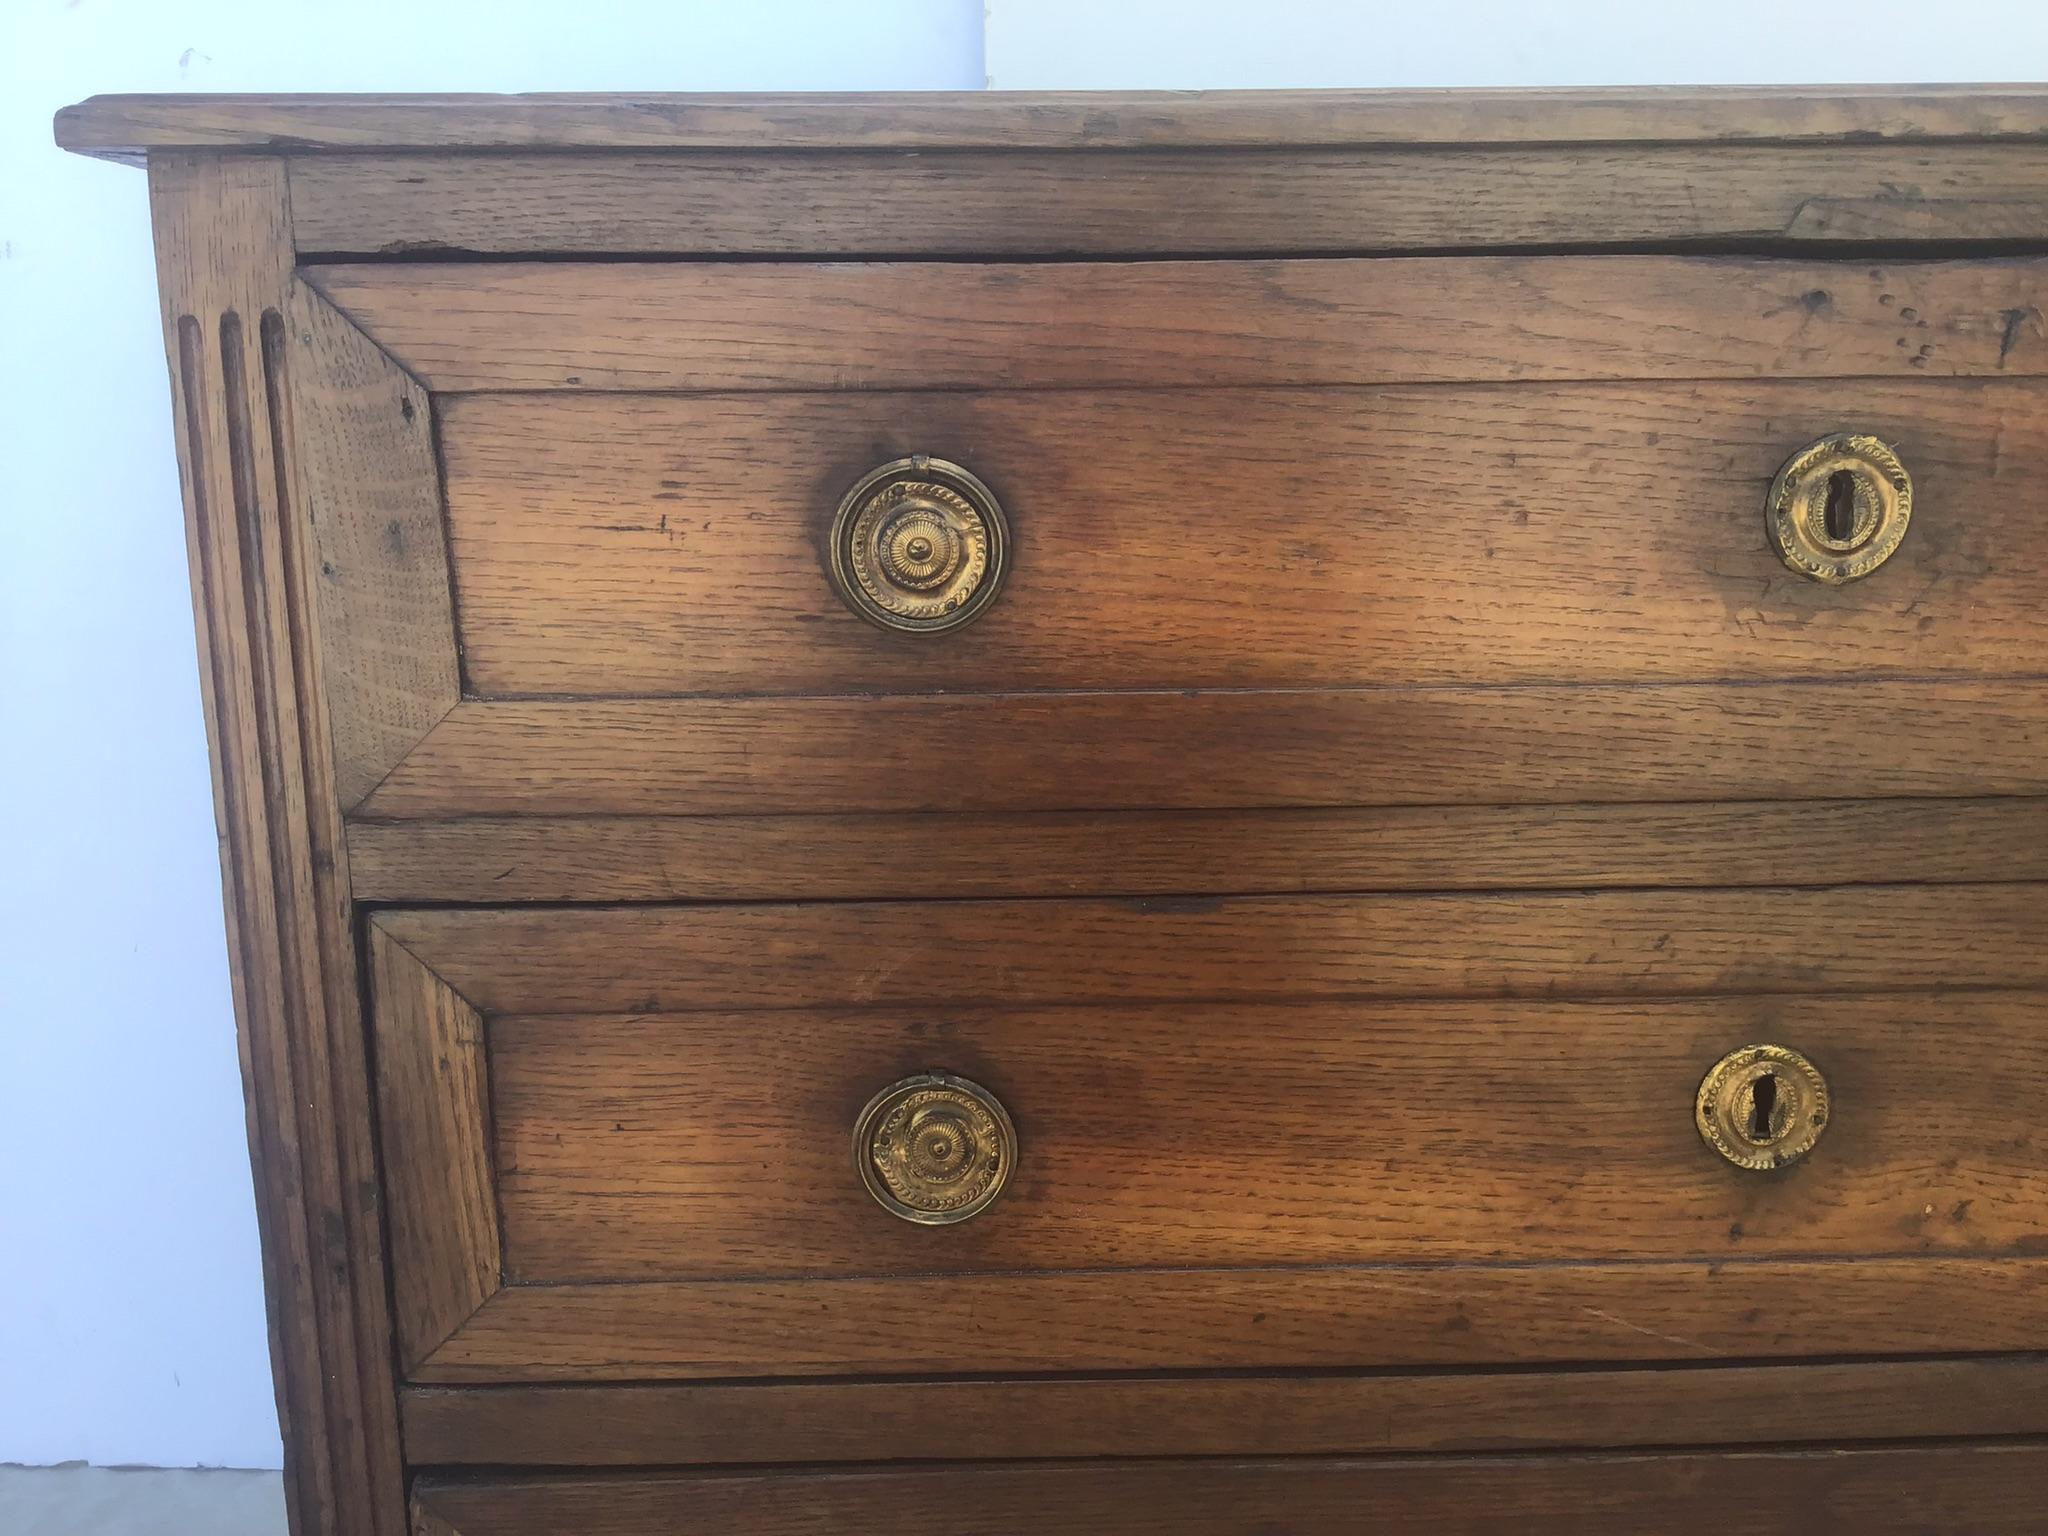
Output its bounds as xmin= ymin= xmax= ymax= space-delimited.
xmin=414 ymin=1445 xmax=2048 ymax=1534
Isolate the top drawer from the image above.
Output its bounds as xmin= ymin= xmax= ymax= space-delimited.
xmin=311 ymin=252 xmax=2048 ymax=697
xmin=287 ymin=254 xmax=2048 ymax=818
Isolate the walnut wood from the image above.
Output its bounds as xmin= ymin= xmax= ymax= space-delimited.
xmin=476 ymin=993 xmax=2048 ymax=1281
xmin=305 ymin=257 xmax=2048 ymax=393
xmin=282 ymin=281 xmax=456 ymax=808
xmin=371 ymin=886 xmax=2048 ymax=1015
xmin=407 ymin=1445 xmax=2048 ymax=1534
xmin=285 ymin=143 xmax=2048 ymax=256
xmin=342 ymin=798 xmax=2048 ymax=904
xmin=437 ymin=381 xmax=2048 ymax=697
xmin=399 ymin=1356 xmax=2048 ymax=1464
xmin=415 ymin=1256 xmax=2048 ymax=1380
xmin=365 ymin=929 xmax=502 ymax=1372
xmin=146 ymin=155 xmax=404 ymax=1534
xmin=353 ymin=683 xmax=2048 ymax=818
xmin=54 ymin=85 xmax=2048 ymax=161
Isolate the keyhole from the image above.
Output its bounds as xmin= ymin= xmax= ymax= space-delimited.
xmin=1823 ymin=470 xmax=1858 ymax=542
xmin=1748 ymin=1072 xmax=1780 ymax=1142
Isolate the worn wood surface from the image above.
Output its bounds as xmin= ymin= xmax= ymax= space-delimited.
xmin=342 ymin=798 xmax=2048 ymax=904
xmin=88 ymin=92 xmax=2048 ymax=1507
xmin=416 ymin=1254 xmax=2048 ymax=1379
xmin=286 ymin=143 xmax=2048 ymax=256
xmin=56 ymin=85 xmax=2048 ymax=161
xmin=474 ymin=992 xmax=2048 ymax=1281
xmin=352 ymin=683 xmax=2048 ymax=818
xmin=399 ymin=1355 xmax=2048 ymax=1465
xmin=438 ymin=381 xmax=2048 ymax=697
xmin=365 ymin=929 xmax=501 ymax=1372
xmin=283 ymin=281 xmax=457 ymax=808
xmin=306 ymin=257 xmax=2048 ymax=393
xmin=371 ymin=887 xmax=2048 ymax=1015
xmin=408 ymin=1445 xmax=2048 ymax=1534
xmin=147 ymin=155 xmax=404 ymax=1535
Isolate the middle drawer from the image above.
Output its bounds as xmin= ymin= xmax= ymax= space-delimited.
xmin=367 ymin=887 xmax=2048 ymax=1382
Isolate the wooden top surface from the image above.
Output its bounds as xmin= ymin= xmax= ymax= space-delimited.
xmin=54 ymin=85 xmax=2048 ymax=162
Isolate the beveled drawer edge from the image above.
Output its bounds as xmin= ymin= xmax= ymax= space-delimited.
xmin=349 ymin=681 xmax=2048 ymax=821
xmin=404 ymin=1256 xmax=2048 ymax=1383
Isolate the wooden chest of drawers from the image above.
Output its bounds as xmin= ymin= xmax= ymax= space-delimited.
xmin=60 ymin=86 xmax=2048 ymax=1533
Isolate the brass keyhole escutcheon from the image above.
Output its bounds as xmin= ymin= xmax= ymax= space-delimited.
xmin=1766 ymin=433 xmax=1912 ymax=584
xmin=1696 ymin=1044 xmax=1830 ymax=1171
xmin=829 ymin=456 xmax=1010 ymax=633
xmin=854 ymin=1072 xmax=1016 ymax=1224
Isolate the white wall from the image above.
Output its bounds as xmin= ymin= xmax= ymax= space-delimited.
xmin=0 ymin=0 xmax=982 ymax=1472
xmin=8 ymin=0 xmax=2048 ymax=1476
xmin=986 ymin=0 xmax=2048 ymax=88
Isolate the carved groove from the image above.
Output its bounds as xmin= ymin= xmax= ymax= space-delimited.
xmin=179 ymin=308 xmax=340 ymax=1523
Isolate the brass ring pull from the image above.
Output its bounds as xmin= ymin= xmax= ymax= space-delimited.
xmin=1766 ymin=434 xmax=1912 ymax=583
xmin=854 ymin=1071 xmax=1015 ymax=1224
xmin=829 ymin=456 xmax=1009 ymax=633
xmin=1697 ymin=1044 xmax=1830 ymax=1171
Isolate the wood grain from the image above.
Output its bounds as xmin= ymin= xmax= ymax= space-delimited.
xmin=366 ymin=929 xmax=501 ymax=1371
xmin=352 ymin=683 xmax=2048 ymax=818
xmin=437 ymin=382 xmax=2048 ymax=697
xmin=283 ymin=281 xmax=457 ymax=808
xmin=56 ymin=85 xmax=2048 ymax=160
xmin=148 ymin=154 xmax=404 ymax=1535
xmin=408 ymin=1445 xmax=2048 ymax=1534
xmin=285 ymin=144 xmax=2048 ymax=256
xmin=306 ymin=257 xmax=2048 ymax=394
xmin=399 ymin=1355 xmax=2048 ymax=1465
xmin=479 ymin=994 xmax=2048 ymax=1281
xmin=417 ymin=1257 xmax=2048 ymax=1378
xmin=372 ymin=887 xmax=2048 ymax=1016
xmin=87 ymin=91 xmax=2048 ymax=1529
xmin=342 ymin=798 xmax=2048 ymax=904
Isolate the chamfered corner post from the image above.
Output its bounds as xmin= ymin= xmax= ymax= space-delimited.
xmin=145 ymin=150 xmax=407 ymax=1536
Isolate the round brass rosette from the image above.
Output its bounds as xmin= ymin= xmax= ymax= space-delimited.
xmin=854 ymin=1072 xmax=1016 ymax=1225
xmin=1696 ymin=1044 xmax=1830 ymax=1172
xmin=1766 ymin=433 xmax=1912 ymax=584
xmin=829 ymin=457 xmax=1009 ymax=633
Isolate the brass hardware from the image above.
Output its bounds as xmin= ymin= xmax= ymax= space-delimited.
xmin=1766 ymin=434 xmax=1912 ymax=584
xmin=1696 ymin=1044 xmax=1830 ymax=1171
xmin=830 ymin=456 xmax=1009 ymax=633
xmin=854 ymin=1071 xmax=1015 ymax=1224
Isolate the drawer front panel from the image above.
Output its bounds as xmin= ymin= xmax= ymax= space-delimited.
xmin=483 ymin=994 xmax=2048 ymax=1283
xmin=437 ymin=381 xmax=2048 ymax=698
xmin=286 ymin=255 xmax=2048 ymax=827
xmin=411 ymin=1445 xmax=2048 ymax=1535
xmin=369 ymin=892 xmax=2048 ymax=1378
